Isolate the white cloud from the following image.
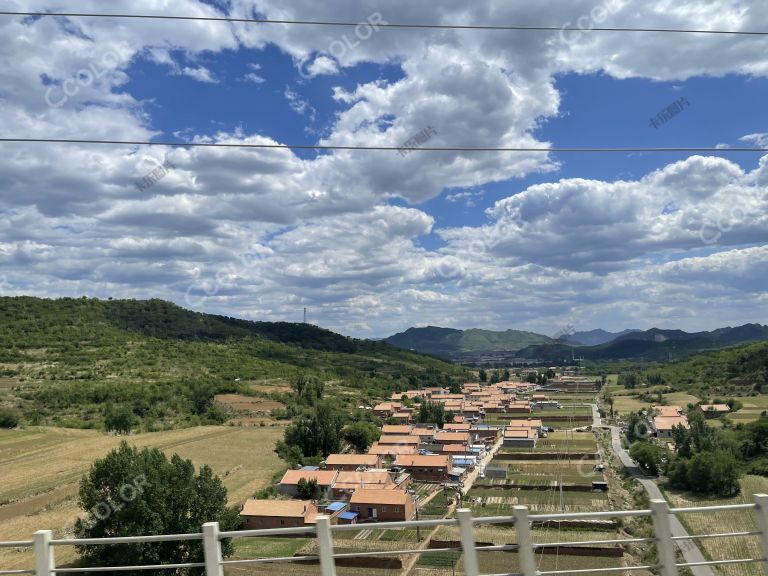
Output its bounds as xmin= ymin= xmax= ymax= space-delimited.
xmin=181 ymin=66 xmax=218 ymax=83
xmin=1 ymin=0 xmax=768 ymax=336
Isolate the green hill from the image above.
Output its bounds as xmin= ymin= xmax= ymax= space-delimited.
xmin=645 ymin=341 xmax=768 ymax=397
xmin=385 ymin=326 xmax=553 ymax=358
xmin=0 ymin=297 xmax=464 ymax=430
xmin=517 ymin=325 xmax=768 ymax=363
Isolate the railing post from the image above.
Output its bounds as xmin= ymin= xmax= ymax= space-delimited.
xmin=513 ymin=506 xmax=537 ymax=576
xmin=457 ymin=508 xmax=480 ymax=576
xmin=33 ymin=530 xmax=54 ymax=576
xmin=650 ymin=500 xmax=678 ymax=576
xmin=316 ymin=515 xmax=337 ymax=576
xmin=754 ymin=494 xmax=768 ymax=576
xmin=202 ymin=522 xmax=223 ymax=576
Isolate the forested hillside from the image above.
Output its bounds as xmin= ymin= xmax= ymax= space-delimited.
xmin=0 ymin=297 xmax=465 ymax=430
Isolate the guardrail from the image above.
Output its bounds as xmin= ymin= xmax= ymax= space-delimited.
xmin=3 ymin=495 xmax=768 ymax=576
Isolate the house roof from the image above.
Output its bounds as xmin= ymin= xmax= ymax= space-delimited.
xmin=442 ymin=444 xmax=470 ymax=453
xmin=504 ymin=429 xmax=537 ymax=439
xmin=377 ymin=435 xmax=421 ymax=445
xmin=654 ymin=416 xmax=690 ymax=430
xmin=339 ymin=511 xmax=358 ymax=520
xmin=434 ymin=432 xmax=471 ymax=442
xmin=394 ymin=454 xmax=450 ymax=467
xmin=506 ymin=419 xmax=543 ymax=428
xmin=333 ymin=471 xmax=394 ymax=490
xmin=241 ymin=499 xmax=314 ymax=518
xmin=411 ymin=427 xmax=436 ymax=437
xmin=381 ymin=425 xmax=414 ymax=435
xmin=657 ymin=406 xmax=683 ymax=417
xmin=700 ymin=404 xmax=731 ymax=412
xmin=326 ymin=502 xmax=348 ymax=512
xmin=280 ymin=470 xmax=338 ymax=486
xmin=443 ymin=423 xmax=472 ymax=431
xmin=367 ymin=443 xmax=418 ymax=456
xmin=325 ymin=454 xmax=380 ymax=466
xmin=350 ymin=489 xmax=409 ymax=505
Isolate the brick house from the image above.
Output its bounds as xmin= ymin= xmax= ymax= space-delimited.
xmin=394 ymin=454 xmax=451 ymax=482
xmin=278 ymin=470 xmax=338 ymax=498
xmin=240 ymin=499 xmax=318 ymax=530
xmin=325 ymin=454 xmax=381 ymax=471
xmin=349 ymin=489 xmax=415 ymax=522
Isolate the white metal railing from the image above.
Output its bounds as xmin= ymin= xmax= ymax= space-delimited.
xmin=3 ymin=494 xmax=768 ymax=576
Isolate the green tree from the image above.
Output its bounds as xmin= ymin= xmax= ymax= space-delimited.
xmin=0 ymin=407 xmax=20 ymax=428
xmin=343 ymin=422 xmax=381 ymax=452
xmin=478 ymin=369 xmax=487 ymax=382
xmin=278 ymin=401 xmax=344 ymax=463
xmin=296 ymin=477 xmax=320 ymax=500
xmin=74 ymin=441 xmax=238 ymax=576
xmin=103 ymin=404 xmax=137 ymax=434
xmin=629 ymin=441 xmax=666 ymax=476
xmin=626 ymin=412 xmax=651 ymax=443
xmin=416 ymin=400 xmax=451 ymax=428
xmin=525 ymin=372 xmax=537 ymax=384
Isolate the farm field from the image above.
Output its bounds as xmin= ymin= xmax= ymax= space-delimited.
xmin=730 ymin=395 xmax=768 ymax=425
xmin=664 ymin=475 xmax=768 ymax=576
xmin=467 ymin=486 xmax=610 ymax=514
xmin=0 ymin=425 xmax=285 ymax=573
xmin=611 ymin=390 xmax=702 ymax=416
xmin=499 ymin=431 xmax=597 ymax=454
xmin=482 ymin=460 xmax=604 ymax=487
xmin=415 ymin=525 xmax=623 ymax=576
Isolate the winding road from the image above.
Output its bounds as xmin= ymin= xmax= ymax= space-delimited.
xmin=606 ymin=423 xmax=714 ymax=576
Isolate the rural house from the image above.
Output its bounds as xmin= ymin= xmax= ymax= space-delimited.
xmin=240 ymin=499 xmax=318 ymax=530
xmin=278 ymin=470 xmax=338 ymax=498
xmin=324 ymin=454 xmax=381 ymax=471
xmin=349 ymin=489 xmax=415 ymax=522
xmin=393 ymin=454 xmax=451 ymax=482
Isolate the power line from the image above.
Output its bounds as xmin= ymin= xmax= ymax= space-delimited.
xmin=1 ymin=11 xmax=767 ymax=36
xmin=0 ymin=138 xmax=766 ymax=153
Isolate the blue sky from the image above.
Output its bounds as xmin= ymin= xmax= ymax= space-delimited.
xmin=0 ymin=0 xmax=767 ymax=337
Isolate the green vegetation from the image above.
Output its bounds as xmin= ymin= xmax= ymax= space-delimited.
xmin=0 ymin=407 xmax=19 ymax=428
xmin=415 ymin=399 xmax=453 ymax=427
xmin=616 ymin=341 xmax=768 ymax=398
xmin=342 ymin=421 xmax=381 ymax=452
xmin=385 ymin=326 xmax=553 ymax=357
xmin=74 ymin=441 xmax=239 ymax=576
xmin=629 ymin=441 xmax=667 ymax=476
xmin=0 ymin=297 xmax=464 ymax=431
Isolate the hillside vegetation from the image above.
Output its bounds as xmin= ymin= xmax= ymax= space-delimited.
xmin=385 ymin=326 xmax=552 ymax=358
xmin=615 ymin=341 xmax=768 ymax=399
xmin=0 ymin=297 xmax=464 ymax=431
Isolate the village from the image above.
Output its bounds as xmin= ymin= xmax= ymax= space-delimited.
xmin=238 ymin=373 xmax=604 ymax=531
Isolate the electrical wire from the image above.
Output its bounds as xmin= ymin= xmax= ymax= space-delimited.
xmin=1 ymin=11 xmax=767 ymax=36
xmin=0 ymin=138 xmax=766 ymax=153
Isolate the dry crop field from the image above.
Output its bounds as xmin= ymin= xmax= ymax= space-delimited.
xmin=0 ymin=425 xmax=285 ymax=572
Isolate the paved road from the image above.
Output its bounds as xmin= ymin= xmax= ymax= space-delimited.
xmin=591 ymin=403 xmax=603 ymax=428
xmin=608 ymin=426 xmax=714 ymax=576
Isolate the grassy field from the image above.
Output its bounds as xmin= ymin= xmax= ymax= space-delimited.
xmin=0 ymin=425 xmax=285 ymax=573
xmin=611 ymin=390 xmax=702 ymax=416
xmin=664 ymin=475 xmax=768 ymax=576
xmin=730 ymin=395 xmax=768 ymax=425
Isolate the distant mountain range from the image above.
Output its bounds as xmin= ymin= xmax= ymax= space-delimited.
xmin=384 ymin=326 xmax=553 ymax=358
xmin=562 ymin=329 xmax=641 ymax=346
xmin=385 ymin=324 xmax=768 ymax=363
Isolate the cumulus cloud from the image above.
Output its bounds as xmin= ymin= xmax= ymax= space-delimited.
xmin=1 ymin=0 xmax=767 ymax=336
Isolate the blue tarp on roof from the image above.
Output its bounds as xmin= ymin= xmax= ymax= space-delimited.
xmin=326 ymin=502 xmax=347 ymax=512
xmin=339 ymin=512 xmax=358 ymax=520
